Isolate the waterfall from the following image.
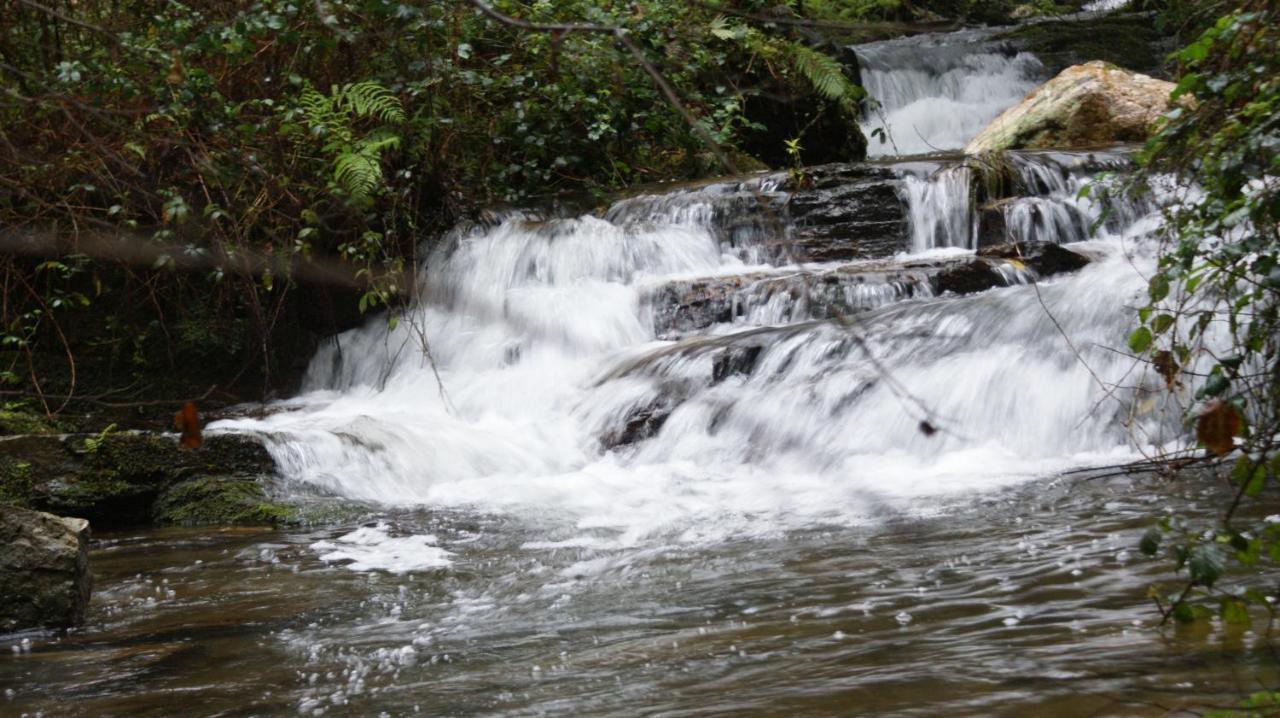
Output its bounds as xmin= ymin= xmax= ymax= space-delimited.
xmin=213 ymin=147 xmax=1176 ymax=543
xmin=900 ymin=163 xmax=976 ymax=251
xmin=855 ymin=29 xmax=1044 ymax=158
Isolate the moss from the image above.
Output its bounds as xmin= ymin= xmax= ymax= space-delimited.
xmin=0 ymin=409 xmax=58 ymax=436
xmin=151 ymin=477 xmax=294 ymax=526
xmin=0 ymin=430 xmax=280 ymax=527
xmin=0 ymin=457 xmax=34 ymax=508
xmin=82 ymin=433 xmax=186 ymax=481
xmin=997 ymin=15 xmax=1171 ymax=78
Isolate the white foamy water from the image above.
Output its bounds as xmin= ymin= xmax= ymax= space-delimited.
xmin=856 ymin=29 xmax=1044 ymax=158
xmin=312 ymin=523 xmax=452 ymax=573
xmin=213 ymin=149 xmax=1183 ymax=556
xmin=1084 ymin=0 xmax=1131 ymax=11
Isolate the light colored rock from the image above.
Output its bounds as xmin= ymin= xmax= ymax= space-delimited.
xmin=965 ymin=61 xmax=1175 ymax=154
xmin=0 ymin=505 xmax=91 ymax=631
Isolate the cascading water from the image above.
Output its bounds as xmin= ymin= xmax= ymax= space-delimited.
xmin=215 ymin=147 xmax=1174 ymax=548
xmin=16 ymin=13 xmax=1266 ymax=713
xmin=855 ymin=29 xmax=1045 ymax=158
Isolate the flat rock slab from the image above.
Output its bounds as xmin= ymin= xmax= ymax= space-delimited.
xmin=644 ymin=241 xmax=1089 ymax=338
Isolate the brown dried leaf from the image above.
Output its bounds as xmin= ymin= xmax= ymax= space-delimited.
xmin=173 ymin=401 xmax=203 ymax=450
xmin=1152 ymin=350 xmax=1179 ymax=391
xmin=1196 ymin=400 xmax=1240 ymax=456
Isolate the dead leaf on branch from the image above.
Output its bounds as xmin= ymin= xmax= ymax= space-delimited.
xmin=1196 ymin=399 xmax=1240 ymax=456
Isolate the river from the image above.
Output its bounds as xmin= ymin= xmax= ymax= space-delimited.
xmin=3 ymin=13 xmax=1274 ymax=717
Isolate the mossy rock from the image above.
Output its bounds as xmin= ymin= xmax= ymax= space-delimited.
xmin=1 ymin=430 xmax=281 ymax=528
xmin=0 ymin=456 xmax=35 ymax=508
xmin=152 ymin=477 xmax=293 ymax=527
xmin=0 ymin=408 xmax=59 ymax=436
xmin=997 ymin=14 xmax=1174 ymax=79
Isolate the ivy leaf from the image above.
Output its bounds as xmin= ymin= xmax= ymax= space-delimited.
xmin=1196 ymin=400 xmax=1240 ymax=455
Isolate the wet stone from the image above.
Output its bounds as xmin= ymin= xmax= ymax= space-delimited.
xmin=712 ymin=346 xmax=764 ymax=384
xmin=0 ymin=505 xmax=91 ymax=630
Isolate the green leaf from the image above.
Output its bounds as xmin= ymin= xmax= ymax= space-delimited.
xmin=1172 ymin=601 xmax=1197 ymax=624
xmin=1139 ymin=528 xmax=1161 ymax=556
xmin=1152 ymin=314 xmax=1175 ymax=334
xmin=1229 ymin=457 xmax=1265 ymax=491
xmin=1128 ymin=327 xmax=1153 ymax=354
xmin=1196 ymin=373 xmax=1230 ymax=399
xmin=1188 ymin=544 xmax=1224 ymax=587
xmin=1148 ymin=275 xmax=1170 ymax=303
xmin=1220 ymin=598 xmax=1250 ymax=627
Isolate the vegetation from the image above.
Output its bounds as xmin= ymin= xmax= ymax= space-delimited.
xmin=1 ymin=0 xmax=875 ymax=411
xmin=1127 ymin=0 xmax=1280 ymax=628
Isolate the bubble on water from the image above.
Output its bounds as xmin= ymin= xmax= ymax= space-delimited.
xmin=833 ymin=630 xmax=846 ymax=640
xmin=896 ymin=612 xmax=913 ymax=626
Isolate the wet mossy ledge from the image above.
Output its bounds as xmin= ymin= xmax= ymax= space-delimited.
xmin=0 ymin=431 xmax=293 ymax=529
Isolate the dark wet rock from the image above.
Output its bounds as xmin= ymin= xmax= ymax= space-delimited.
xmin=936 ymin=241 xmax=1092 ymax=294
xmin=997 ymin=13 xmax=1175 ymax=80
xmin=0 ymin=432 xmax=287 ymax=529
xmin=980 ymin=240 xmax=1092 ymax=276
xmin=0 ymin=505 xmax=91 ymax=630
xmin=647 ymin=241 xmax=1093 ymax=336
xmin=600 ymin=397 xmax=676 ymax=450
xmin=934 ymin=259 xmax=1012 ymax=295
xmin=606 ymin=162 xmax=912 ymax=265
xmin=785 ymin=164 xmax=909 ymax=261
xmin=976 ymin=198 xmax=1014 ymax=244
xmin=646 ymin=276 xmax=746 ymax=337
xmin=712 ymin=346 xmax=763 ymax=384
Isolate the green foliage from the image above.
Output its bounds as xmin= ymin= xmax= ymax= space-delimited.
xmin=1128 ymin=1 xmax=1280 ymax=627
xmin=151 ymin=476 xmax=293 ymax=526
xmin=1205 ymin=692 xmax=1280 ymax=718
xmin=292 ymin=82 xmax=406 ymax=205
xmin=82 ymin=424 xmax=118 ymax=455
xmin=0 ymin=0 xmax=872 ymax=403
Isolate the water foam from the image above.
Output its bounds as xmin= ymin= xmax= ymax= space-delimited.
xmin=856 ymin=30 xmax=1044 ymax=158
xmin=214 ymin=151 xmax=1176 ymax=549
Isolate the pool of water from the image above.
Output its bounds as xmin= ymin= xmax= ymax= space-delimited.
xmin=2 ymin=470 xmax=1274 ymax=717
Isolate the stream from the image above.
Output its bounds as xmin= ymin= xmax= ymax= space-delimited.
xmin=4 ymin=10 xmax=1276 ymax=717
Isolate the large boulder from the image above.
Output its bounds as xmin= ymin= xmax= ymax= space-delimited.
xmin=965 ymin=61 xmax=1175 ymax=154
xmin=0 ymin=505 xmax=91 ymax=630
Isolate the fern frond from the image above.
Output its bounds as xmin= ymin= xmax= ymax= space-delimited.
xmin=333 ymin=150 xmax=383 ymax=204
xmin=785 ymin=43 xmax=862 ymax=103
xmin=336 ymin=81 xmax=406 ymax=124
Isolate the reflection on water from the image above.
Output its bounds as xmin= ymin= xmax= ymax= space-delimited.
xmin=2 ymin=472 xmax=1274 ymax=717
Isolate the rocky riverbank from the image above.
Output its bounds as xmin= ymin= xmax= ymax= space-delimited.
xmin=0 ymin=431 xmax=288 ymax=529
